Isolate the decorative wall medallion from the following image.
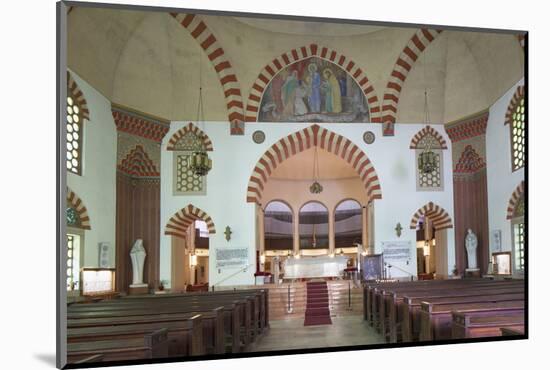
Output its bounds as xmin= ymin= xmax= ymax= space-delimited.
xmin=363 ymin=131 xmax=375 ymax=144
xmin=252 ymin=130 xmax=265 ymax=144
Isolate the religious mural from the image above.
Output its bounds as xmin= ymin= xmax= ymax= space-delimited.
xmin=258 ymin=57 xmax=370 ymax=123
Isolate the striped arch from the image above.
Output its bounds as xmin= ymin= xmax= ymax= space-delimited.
xmin=244 ymin=44 xmax=381 ymax=123
xmin=409 ymin=125 xmax=448 ymax=149
xmin=409 ymin=202 xmax=453 ymax=230
xmin=66 ymin=188 xmax=91 ymax=229
xmin=118 ymin=145 xmax=160 ymax=177
xmin=506 ymin=181 xmax=525 ymax=220
xmin=505 ymin=85 xmax=525 ymax=126
xmin=381 ymin=29 xmax=443 ymax=136
xmin=166 ymin=122 xmax=214 ymax=151
xmin=170 ymin=13 xmax=245 ymax=135
xmin=164 ymin=204 xmax=216 ymax=239
xmin=246 ymin=124 xmax=382 ymax=204
xmin=67 ymin=71 xmax=90 ymax=121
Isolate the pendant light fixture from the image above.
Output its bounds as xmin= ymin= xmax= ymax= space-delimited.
xmin=418 ymin=49 xmax=436 ymax=174
xmin=188 ymin=47 xmax=212 ymax=176
xmin=309 ymin=146 xmax=323 ymax=194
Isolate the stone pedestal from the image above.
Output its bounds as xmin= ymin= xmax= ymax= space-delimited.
xmin=129 ymin=283 xmax=149 ymax=295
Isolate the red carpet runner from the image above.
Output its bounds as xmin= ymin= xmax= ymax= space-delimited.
xmin=304 ymin=281 xmax=332 ymax=326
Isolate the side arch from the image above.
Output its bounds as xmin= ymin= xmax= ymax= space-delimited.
xmin=166 ymin=122 xmax=214 ymax=151
xmin=246 ymin=124 xmax=382 ymax=204
xmin=506 ymin=181 xmax=525 ymax=220
xmin=67 ymin=71 xmax=90 ymax=121
xmin=409 ymin=201 xmax=453 ymax=230
xmin=164 ymin=204 xmax=216 ymax=239
xmin=244 ymin=44 xmax=381 ymax=123
xmin=169 ymin=13 xmax=245 ymax=134
xmin=381 ymin=28 xmax=443 ymax=136
xmin=409 ymin=125 xmax=448 ymax=149
xmin=66 ymin=187 xmax=91 ymax=229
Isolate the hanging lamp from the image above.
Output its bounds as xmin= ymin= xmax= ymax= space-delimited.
xmin=309 ymin=146 xmax=323 ymax=194
xmin=188 ymin=48 xmax=212 ymax=176
xmin=418 ymin=90 xmax=437 ymax=174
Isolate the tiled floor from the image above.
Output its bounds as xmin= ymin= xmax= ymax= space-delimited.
xmin=246 ymin=315 xmax=384 ymax=352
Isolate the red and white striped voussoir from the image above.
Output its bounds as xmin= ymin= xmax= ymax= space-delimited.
xmin=164 ymin=204 xmax=216 ymax=239
xmin=244 ymin=44 xmax=381 ymax=123
xmin=506 ymin=181 xmax=525 ymax=220
xmin=166 ymin=122 xmax=213 ymax=151
xmin=409 ymin=125 xmax=448 ymax=149
xmin=118 ymin=145 xmax=160 ymax=177
xmin=381 ymin=29 xmax=442 ymax=135
xmin=67 ymin=187 xmax=91 ymax=230
xmin=505 ymin=85 xmax=524 ymax=126
xmin=170 ymin=13 xmax=245 ymax=132
xmin=111 ymin=110 xmax=170 ymax=143
xmin=67 ymin=71 xmax=90 ymax=121
xmin=409 ymin=201 xmax=453 ymax=230
xmin=246 ymin=124 xmax=382 ymax=204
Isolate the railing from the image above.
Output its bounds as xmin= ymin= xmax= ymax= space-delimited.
xmin=211 ymin=264 xmax=254 ymax=291
xmin=384 ymin=262 xmax=415 ymax=281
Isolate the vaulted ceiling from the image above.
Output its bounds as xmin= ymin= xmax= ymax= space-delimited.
xmin=67 ymin=6 xmax=524 ymax=127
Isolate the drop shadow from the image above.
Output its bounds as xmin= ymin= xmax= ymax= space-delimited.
xmin=34 ymin=353 xmax=57 ymax=367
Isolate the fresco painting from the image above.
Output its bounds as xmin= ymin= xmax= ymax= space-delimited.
xmin=259 ymin=57 xmax=370 ymax=123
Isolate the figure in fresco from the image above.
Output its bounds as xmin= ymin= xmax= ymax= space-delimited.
xmin=270 ymin=69 xmax=287 ymax=115
xmin=322 ymin=68 xmax=342 ymax=113
xmin=337 ymin=70 xmax=347 ymax=97
xmin=307 ymin=63 xmax=321 ymax=112
xmin=294 ymin=81 xmax=308 ymax=116
xmin=281 ymin=70 xmax=299 ymax=116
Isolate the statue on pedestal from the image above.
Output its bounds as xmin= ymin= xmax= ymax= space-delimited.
xmin=130 ymin=239 xmax=147 ymax=287
xmin=465 ymin=229 xmax=478 ymax=270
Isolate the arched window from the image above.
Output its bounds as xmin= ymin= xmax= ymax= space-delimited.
xmin=264 ymin=201 xmax=293 ymax=251
xmin=334 ymin=199 xmax=362 ymax=248
xmin=299 ymin=201 xmax=329 ymax=249
xmin=507 ymin=182 xmax=525 ymax=272
xmin=66 ymin=73 xmax=89 ymax=175
xmin=505 ymin=86 xmax=525 ymax=172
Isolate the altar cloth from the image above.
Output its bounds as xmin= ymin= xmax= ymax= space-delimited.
xmin=283 ymin=255 xmax=349 ymax=279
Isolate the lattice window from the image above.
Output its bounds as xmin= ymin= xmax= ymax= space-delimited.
xmin=66 ymin=234 xmax=80 ymax=291
xmin=512 ymin=221 xmax=525 ymax=271
xmin=415 ymin=134 xmax=443 ymax=191
xmin=510 ymin=97 xmax=525 ymax=171
xmin=66 ymin=96 xmax=83 ymax=175
xmin=172 ymin=131 xmax=207 ymax=195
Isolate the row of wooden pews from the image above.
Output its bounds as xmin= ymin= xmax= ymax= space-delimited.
xmin=363 ymin=279 xmax=525 ymax=343
xmin=66 ymin=289 xmax=269 ymax=364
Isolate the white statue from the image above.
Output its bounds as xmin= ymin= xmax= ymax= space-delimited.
xmin=465 ymin=229 xmax=478 ymax=270
xmin=130 ymin=239 xmax=147 ymax=286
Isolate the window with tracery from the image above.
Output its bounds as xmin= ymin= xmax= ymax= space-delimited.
xmin=414 ymin=134 xmax=443 ymax=191
xmin=512 ymin=197 xmax=525 ymax=272
xmin=510 ymin=96 xmax=525 ymax=171
xmin=66 ymin=95 xmax=83 ymax=175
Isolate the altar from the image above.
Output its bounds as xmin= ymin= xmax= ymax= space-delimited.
xmin=283 ymin=255 xmax=349 ymax=279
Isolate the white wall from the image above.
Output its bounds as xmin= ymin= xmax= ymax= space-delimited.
xmin=66 ymin=70 xmax=117 ymax=268
xmin=160 ymin=121 xmax=456 ymax=284
xmin=486 ymin=78 xmax=525 ymax=262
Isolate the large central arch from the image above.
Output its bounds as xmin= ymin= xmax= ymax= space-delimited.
xmin=246 ymin=124 xmax=382 ymax=204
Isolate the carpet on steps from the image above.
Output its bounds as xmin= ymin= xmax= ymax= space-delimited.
xmin=304 ymin=281 xmax=332 ymax=326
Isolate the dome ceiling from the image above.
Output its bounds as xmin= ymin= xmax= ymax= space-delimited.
xmin=66 ymin=7 xmax=524 ymax=126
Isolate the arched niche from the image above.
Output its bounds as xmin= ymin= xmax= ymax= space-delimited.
xmin=264 ymin=201 xmax=294 ymax=251
xmin=299 ymin=201 xmax=329 ymax=250
xmin=334 ymin=199 xmax=362 ymax=248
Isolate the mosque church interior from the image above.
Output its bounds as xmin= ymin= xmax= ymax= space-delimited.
xmin=62 ymin=3 xmax=526 ymax=365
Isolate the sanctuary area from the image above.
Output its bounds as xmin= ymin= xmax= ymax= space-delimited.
xmin=61 ymin=3 xmax=526 ymax=366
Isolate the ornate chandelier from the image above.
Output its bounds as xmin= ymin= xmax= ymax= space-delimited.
xmin=418 ymin=90 xmax=436 ymax=174
xmin=189 ymin=50 xmax=212 ymax=176
xmin=309 ymin=146 xmax=323 ymax=194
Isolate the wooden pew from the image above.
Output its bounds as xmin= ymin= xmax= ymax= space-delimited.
xmin=372 ymin=280 xmax=523 ymax=337
xmin=67 ymin=328 xmax=169 ymax=364
xmin=397 ymin=287 xmax=524 ymax=342
xmin=68 ymin=314 xmax=204 ymax=357
xmin=419 ymin=300 xmax=525 ymax=341
xmin=452 ymin=311 xmax=524 ymax=339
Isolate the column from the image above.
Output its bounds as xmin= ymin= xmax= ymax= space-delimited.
xmin=362 ymin=205 xmax=368 ymax=252
xmin=293 ymin=209 xmax=300 ymax=255
xmin=258 ymin=206 xmax=265 ymax=271
xmin=328 ymin=209 xmax=335 ymax=255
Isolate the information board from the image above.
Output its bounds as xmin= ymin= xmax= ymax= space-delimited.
xmin=382 ymin=241 xmax=412 ymax=262
xmin=215 ymin=248 xmax=249 ymax=270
